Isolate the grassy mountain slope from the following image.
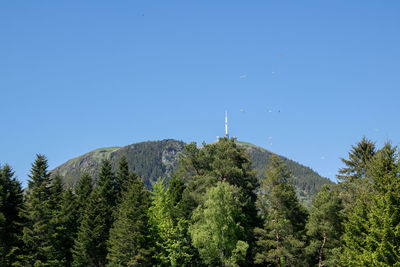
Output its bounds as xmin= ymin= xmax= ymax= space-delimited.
xmin=52 ymin=139 xmax=185 ymax=188
xmin=235 ymin=141 xmax=333 ymax=206
xmin=52 ymin=139 xmax=333 ymax=205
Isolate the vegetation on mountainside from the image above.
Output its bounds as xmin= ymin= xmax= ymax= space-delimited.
xmin=2 ymin=137 xmax=400 ymax=265
xmin=53 ymin=139 xmax=330 ymax=205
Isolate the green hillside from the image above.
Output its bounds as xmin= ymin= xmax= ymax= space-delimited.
xmin=52 ymin=139 xmax=333 ymax=205
xmin=52 ymin=139 xmax=185 ymax=188
xmin=235 ymin=141 xmax=333 ymax=206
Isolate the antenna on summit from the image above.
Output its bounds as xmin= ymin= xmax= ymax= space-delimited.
xmin=225 ymin=110 xmax=229 ymax=138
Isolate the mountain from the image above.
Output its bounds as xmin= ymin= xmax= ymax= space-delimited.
xmin=52 ymin=139 xmax=185 ymax=189
xmin=235 ymin=141 xmax=333 ymax=206
xmin=52 ymin=139 xmax=333 ymax=205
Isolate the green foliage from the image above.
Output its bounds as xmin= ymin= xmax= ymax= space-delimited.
xmin=0 ymin=164 xmax=25 ymax=265
xmin=107 ymin=175 xmax=152 ymax=266
xmin=115 ymin=154 xmax=129 ymax=198
xmin=175 ymin=138 xmax=260 ymax=265
xmin=337 ymin=137 xmax=376 ymax=183
xmin=72 ymin=189 xmax=110 ymax=266
xmin=190 ymin=181 xmax=248 ymax=266
xmin=342 ymin=143 xmax=400 ymax=266
xmin=72 ymin=159 xmax=117 ymax=266
xmin=305 ymin=185 xmax=344 ymax=266
xmin=148 ymin=178 xmax=192 ymax=266
xmin=50 ymin=187 xmax=79 ymax=266
xmin=336 ymin=137 xmax=377 ymax=217
xmin=74 ymin=172 xmax=93 ymax=225
xmin=54 ymin=139 xmax=330 ymax=206
xmin=239 ymin=143 xmax=333 ymax=206
xmin=54 ymin=140 xmax=185 ymax=189
xmin=255 ymin=156 xmax=307 ymax=266
xmin=22 ymin=154 xmax=59 ymax=266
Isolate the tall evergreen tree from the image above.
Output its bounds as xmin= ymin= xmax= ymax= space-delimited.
xmin=74 ymin=172 xmax=93 ymax=225
xmin=22 ymin=154 xmax=56 ymax=266
xmin=49 ymin=174 xmax=64 ymax=212
xmin=337 ymin=137 xmax=376 ymax=183
xmin=107 ymin=174 xmax=152 ymax=266
xmin=115 ymin=155 xmax=129 ymax=197
xmin=305 ymin=185 xmax=344 ymax=267
xmin=0 ymin=164 xmax=25 ymax=265
xmin=254 ymin=156 xmax=307 ymax=266
xmin=342 ymin=143 xmax=400 ymax=266
xmin=336 ymin=137 xmax=376 ymax=215
xmin=73 ymin=159 xmax=116 ymax=267
xmin=0 ymin=180 xmax=5 ymax=262
xmin=72 ymin=189 xmax=110 ymax=267
xmin=51 ymin=187 xmax=79 ymax=266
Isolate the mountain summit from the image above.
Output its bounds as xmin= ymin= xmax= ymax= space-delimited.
xmin=52 ymin=139 xmax=332 ymax=205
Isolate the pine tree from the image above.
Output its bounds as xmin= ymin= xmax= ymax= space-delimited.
xmin=342 ymin=143 xmax=400 ymax=266
xmin=49 ymin=173 xmax=64 ymax=212
xmin=337 ymin=137 xmax=376 ymax=183
xmin=51 ymin=187 xmax=79 ymax=266
xmin=0 ymin=164 xmax=25 ymax=265
xmin=22 ymin=154 xmax=56 ymax=266
xmin=107 ymin=174 xmax=152 ymax=266
xmin=72 ymin=159 xmax=116 ymax=267
xmin=190 ymin=181 xmax=249 ymax=266
xmin=0 ymin=182 xmax=5 ymax=261
xmin=72 ymin=189 xmax=110 ymax=267
xmin=336 ymin=137 xmax=376 ymax=215
xmin=74 ymin=172 xmax=93 ymax=225
xmin=254 ymin=156 xmax=307 ymax=266
xmin=115 ymin=155 xmax=130 ymax=198
xmin=305 ymin=185 xmax=344 ymax=267
xmin=167 ymin=175 xmax=186 ymax=222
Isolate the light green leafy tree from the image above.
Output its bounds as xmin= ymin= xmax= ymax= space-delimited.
xmin=148 ymin=178 xmax=192 ymax=266
xmin=190 ymin=181 xmax=248 ymax=266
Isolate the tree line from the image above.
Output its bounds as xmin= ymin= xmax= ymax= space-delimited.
xmin=1 ymin=137 xmax=399 ymax=266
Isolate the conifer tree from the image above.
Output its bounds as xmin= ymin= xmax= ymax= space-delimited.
xmin=305 ymin=185 xmax=344 ymax=266
xmin=167 ymin=175 xmax=186 ymax=222
xmin=336 ymin=137 xmax=376 ymax=215
xmin=22 ymin=154 xmax=56 ymax=266
xmin=0 ymin=183 xmax=5 ymax=261
xmin=115 ymin=155 xmax=129 ymax=197
xmin=74 ymin=172 xmax=93 ymax=224
xmin=72 ymin=189 xmax=110 ymax=267
xmin=51 ymin=187 xmax=79 ymax=266
xmin=337 ymin=137 xmax=376 ymax=183
xmin=49 ymin=173 xmax=64 ymax=212
xmin=254 ymin=156 xmax=307 ymax=266
xmin=73 ymin=159 xmax=116 ymax=267
xmin=342 ymin=143 xmax=400 ymax=266
xmin=107 ymin=174 xmax=152 ymax=266
xmin=0 ymin=164 xmax=25 ymax=265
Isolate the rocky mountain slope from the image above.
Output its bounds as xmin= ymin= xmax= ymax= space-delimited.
xmin=52 ymin=139 xmax=333 ymax=205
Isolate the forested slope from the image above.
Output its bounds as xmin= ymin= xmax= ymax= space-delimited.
xmin=52 ymin=139 xmax=332 ymax=204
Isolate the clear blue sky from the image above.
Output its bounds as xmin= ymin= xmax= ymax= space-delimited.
xmin=1 ymin=1 xmax=400 ymax=187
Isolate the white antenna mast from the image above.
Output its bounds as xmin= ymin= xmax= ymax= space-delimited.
xmin=225 ymin=110 xmax=229 ymax=138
